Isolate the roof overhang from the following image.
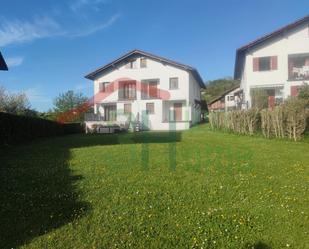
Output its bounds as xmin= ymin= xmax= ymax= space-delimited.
xmin=0 ymin=52 xmax=8 ymax=71
xmin=208 ymin=85 xmax=240 ymax=105
xmin=234 ymin=14 xmax=309 ymax=80
xmin=85 ymin=49 xmax=205 ymax=88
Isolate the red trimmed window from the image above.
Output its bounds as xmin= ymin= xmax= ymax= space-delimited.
xmin=253 ymin=56 xmax=278 ymax=71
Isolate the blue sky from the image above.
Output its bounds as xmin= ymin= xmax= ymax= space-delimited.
xmin=0 ymin=0 xmax=308 ymax=111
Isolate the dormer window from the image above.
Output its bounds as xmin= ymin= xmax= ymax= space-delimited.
xmin=169 ymin=77 xmax=179 ymax=90
xmin=140 ymin=58 xmax=147 ymax=68
xmin=125 ymin=60 xmax=136 ymax=69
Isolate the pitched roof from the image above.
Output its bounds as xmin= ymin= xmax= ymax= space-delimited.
xmin=207 ymin=85 xmax=240 ymax=105
xmin=0 ymin=52 xmax=8 ymax=71
xmin=85 ymin=49 xmax=205 ymax=88
xmin=234 ymin=14 xmax=309 ymax=79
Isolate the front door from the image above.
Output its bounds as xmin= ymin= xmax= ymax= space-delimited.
xmin=174 ymin=103 xmax=182 ymax=121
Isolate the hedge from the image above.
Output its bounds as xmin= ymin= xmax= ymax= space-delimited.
xmin=209 ymin=98 xmax=309 ymax=141
xmin=0 ymin=112 xmax=84 ymax=145
xmin=63 ymin=122 xmax=85 ymax=134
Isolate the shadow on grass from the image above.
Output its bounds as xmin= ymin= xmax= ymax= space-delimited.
xmin=243 ymin=241 xmax=272 ymax=249
xmin=0 ymin=141 xmax=90 ymax=249
xmin=0 ymin=131 xmax=181 ymax=248
xmin=60 ymin=131 xmax=182 ymax=148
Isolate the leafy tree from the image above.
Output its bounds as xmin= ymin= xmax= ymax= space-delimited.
xmin=0 ymin=86 xmax=34 ymax=115
xmin=53 ymin=90 xmax=88 ymax=113
xmin=52 ymin=90 xmax=89 ymax=122
xmin=203 ymin=77 xmax=240 ymax=103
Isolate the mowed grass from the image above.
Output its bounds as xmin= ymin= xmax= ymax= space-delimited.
xmin=0 ymin=124 xmax=309 ymax=249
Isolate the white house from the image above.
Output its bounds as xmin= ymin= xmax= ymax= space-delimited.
xmin=207 ymin=85 xmax=241 ymax=112
xmin=84 ymin=49 xmax=205 ymax=131
xmin=234 ymin=15 xmax=309 ymax=108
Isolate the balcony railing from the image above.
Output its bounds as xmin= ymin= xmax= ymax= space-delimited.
xmin=84 ymin=113 xmax=105 ymax=121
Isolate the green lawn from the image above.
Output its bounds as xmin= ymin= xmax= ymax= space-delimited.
xmin=1 ymin=124 xmax=308 ymax=249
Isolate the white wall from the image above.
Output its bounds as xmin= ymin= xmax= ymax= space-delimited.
xmin=188 ymin=73 xmax=202 ymax=124
xmin=90 ymin=55 xmax=202 ymax=130
xmin=241 ymin=22 xmax=309 ymax=106
xmin=224 ymin=87 xmax=240 ymax=110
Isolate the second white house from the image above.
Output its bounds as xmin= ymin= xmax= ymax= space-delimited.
xmin=234 ymin=15 xmax=309 ymax=108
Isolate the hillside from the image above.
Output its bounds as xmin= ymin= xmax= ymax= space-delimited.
xmin=203 ymin=78 xmax=240 ymax=103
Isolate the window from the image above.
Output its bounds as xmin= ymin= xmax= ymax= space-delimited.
xmin=146 ymin=103 xmax=154 ymax=114
xmin=228 ymin=95 xmax=234 ymax=101
xmin=169 ymin=77 xmax=179 ymax=89
xmin=99 ymin=82 xmax=109 ymax=92
xmin=288 ymin=53 xmax=309 ymax=80
xmin=140 ymin=58 xmax=147 ymax=68
xmin=104 ymin=105 xmax=117 ymax=121
xmin=124 ymin=103 xmax=131 ymax=114
xmin=125 ymin=60 xmax=136 ymax=69
xmin=253 ymin=56 xmax=277 ymax=72
xmin=141 ymin=79 xmax=159 ymax=99
xmin=259 ymin=57 xmax=271 ymax=71
xmin=119 ymin=81 xmax=136 ymax=100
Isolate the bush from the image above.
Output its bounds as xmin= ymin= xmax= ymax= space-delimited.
xmin=63 ymin=122 xmax=85 ymax=134
xmin=261 ymin=106 xmax=285 ymax=139
xmin=0 ymin=112 xmax=84 ymax=145
xmin=209 ymin=98 xmax=308 ymax=141
xmin=284 ymin=98 xmax=308 ymax=141
xmin=251 ymin=88 xmax=268 ymax=109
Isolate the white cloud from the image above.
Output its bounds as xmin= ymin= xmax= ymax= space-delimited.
xmin=0 ymin=16 xmax=62 ymax=47
xmin=0 ymin=13 xmax=121 ymax=47
xmin=70 ymin=0 xmax=108 ymax=12
xmin=6 ymin=56 xmax=24 ymax=67
xmin=69 ymin=13 xmax=121 ymax=37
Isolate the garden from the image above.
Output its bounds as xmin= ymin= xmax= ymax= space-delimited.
xmin=1 ymin=124 xmax=308 ymax=248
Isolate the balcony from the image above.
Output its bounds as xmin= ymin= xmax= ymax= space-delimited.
xmin=288 ymin=53 xmax=309 ymax=81
xmin=118 ymin=80 xmax=136 ymax=101
xmin=84 ymin=113 xmax=105 ymax=122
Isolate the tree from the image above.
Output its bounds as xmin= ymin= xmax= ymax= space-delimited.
xmin=0 ymin=86 xmax=33 ymax=115
xmin=52 ymin=90 xmax=88 ymax=122
xmin=53 ymin=90 xmax=88 ymax=113
xmin=203 ymin=78 xmax=240 ymax=103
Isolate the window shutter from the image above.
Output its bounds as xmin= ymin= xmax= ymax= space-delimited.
xmin=253 ymin=57 xmax=259 ymax=71
xmin=149 ymin=83 xmax=158 ymax=98
xmin=141 ymin=82 xmax=147 ymax=99
xmin=118 ymin=82 xmax=124 ymax=99
xmin=290 ymin=86 xmax=299 ymax=97
xmin=99 ymin=82 xmax=104 ymax=92
xmin=106 ymin=82 xmax=111 ymax=93
xmin=271 ymin=56 xmax=278 ymax=70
